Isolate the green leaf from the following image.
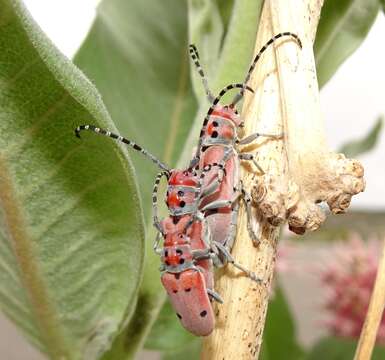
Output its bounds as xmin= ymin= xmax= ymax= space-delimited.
xmin=75 ymin=0 xmax=196 ymax=219
xmin=145 ymin=300 xmax=195 ymax=351
xmin=162 ymin=340 xmax=202 ymax=360
xmin=180 ymin=0 xmax=263 ymax=163
xmin=216 ymin=0 xmax=236 ymax=31
xmin=0 ymin=1 xmax=144 ymax=359
xmin=75 ymin=0 xmax=196 ymax=357
xmin=291 ymin=210 xmax=385 ymax=242
xmin=262 ymin=286 xmax=304 ymax=360
xmin=314 ymin=0 xmax=380 ymax=88
xmin=339 ymin=116 xmax=383 ymax=157
xmin=306 ymin=337 xmax=385 ymax=360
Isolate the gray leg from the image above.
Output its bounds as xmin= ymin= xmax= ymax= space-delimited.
xmin=152 ymin=171 xmax=168 ymax=234
xmin=201 ymin=199 xmax=233 ymax=211
xmin=240 ymin=182 xmax=260 ymax=246
xmin=200 ymin=179 xmax=221 ymax=198
xmin=222 ymin=203 xmax=239 ymax=252
xmin=237 ymin=132 xmax=283 ymax=145
xmin=212 ymin=242 xmax=261 ymax=283
xmin=195 ymin=218 xmax=261 ymax=283
xmin=200 ymin=189 xmax=241 ymax=212
xmin=192 ymin=249 xmax=211 ymax=260
xmin=153 ymin=232 xmax=163 ymax=255
xmin=199 ymin=146 xmax=233 ymax=199
xmin=207 ymin=289 xmax=224 ymax=304
xmin=239 ymin=152 xmax=265 ymax=174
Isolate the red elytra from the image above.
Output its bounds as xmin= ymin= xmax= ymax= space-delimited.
xmin=161 ymin=270 xmax=214 ymax=336
xmin=160 ymin=215 xmax=215 ymax=336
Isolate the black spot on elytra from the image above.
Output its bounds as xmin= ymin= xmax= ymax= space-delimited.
xmin=185 ymin=288 xmax=191 ymax=292
xmin=180 ymin=201 xmax=186 ymax=208
xmin=200 ymin=310 xmax=207 ymax=317
xmin=178 ymin=190 xmax=184 ymax=197
xmin=179 ymin=258 xmax=185 ymax=265
xmin=211 ymin=131 xmax=218 ymax=138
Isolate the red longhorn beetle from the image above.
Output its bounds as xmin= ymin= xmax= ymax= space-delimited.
xmin=74 ymin=127 xmax=259 ymax=336
xmin=187 ymin=32 xmax=302 ymax=253
xmin=74 ymin=126 xmax=256 ymax=278
xmin=157 ymin=214 xmax=217 ymax=336
xmin=154 ymin=176 xmax=258 ymax=336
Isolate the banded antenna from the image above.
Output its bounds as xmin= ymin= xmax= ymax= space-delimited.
xmin=75 ymin=125 xmax=170 ymax=172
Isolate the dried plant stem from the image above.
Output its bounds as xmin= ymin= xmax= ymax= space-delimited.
xmin=354 ymin=238 xmax=385 ymax=360
xmin=201 ymin=0 xmax=323 ymax=359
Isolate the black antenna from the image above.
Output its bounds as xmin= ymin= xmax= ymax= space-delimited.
xmin=75 ymin=125 xmax=170 ymax=172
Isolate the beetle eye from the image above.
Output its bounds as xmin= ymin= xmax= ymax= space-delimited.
xmin=177 ymin=190 xmax=184 ymax=197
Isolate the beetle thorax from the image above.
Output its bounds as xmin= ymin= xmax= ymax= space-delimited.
xmin=202 ymin=105 xmax=241 ymax=147
xmin=166 ymin=170 xmax=200 ymax=216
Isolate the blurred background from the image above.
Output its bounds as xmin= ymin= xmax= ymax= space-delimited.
xmin=1 ymin=1 xmax=384 ymax=359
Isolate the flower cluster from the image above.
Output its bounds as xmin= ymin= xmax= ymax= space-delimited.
xmin=319 ymin=236 xmax=384 ymax=343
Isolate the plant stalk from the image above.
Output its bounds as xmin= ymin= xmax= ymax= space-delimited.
xmin=201 ymin=0 xmax=324 ymax=358
xmin=354 ymin=237 xmax=385 ymax=360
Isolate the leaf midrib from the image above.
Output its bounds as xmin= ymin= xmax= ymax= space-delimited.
xmin=0 ymin=154 xmax=71 ymax=360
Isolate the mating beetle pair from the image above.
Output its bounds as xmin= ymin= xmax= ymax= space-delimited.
xmin=75 ymin=31 xmax=302 ymax=336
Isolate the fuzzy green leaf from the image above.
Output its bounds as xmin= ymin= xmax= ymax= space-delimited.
xmin=75 ymin=0 xmax=196 ymax=220
xmin=0 ymin=1 xmax=145 ymax=359
xmin=315 ymin=0 xmax=380 ymax=88
xmin=339 ymin=116 xmax=383 ymax=158
xmin=75 ymin=0 xmax=196 ymax=358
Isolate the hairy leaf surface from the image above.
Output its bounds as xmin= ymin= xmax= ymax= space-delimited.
xmin=0 ymin=1 xmax=144 ymax=358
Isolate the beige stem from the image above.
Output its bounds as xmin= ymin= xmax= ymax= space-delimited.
xmin=354 ymin=237 xmax=385 ymax=360
xmin=201 ymin=0 xmax=323 ymax=359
